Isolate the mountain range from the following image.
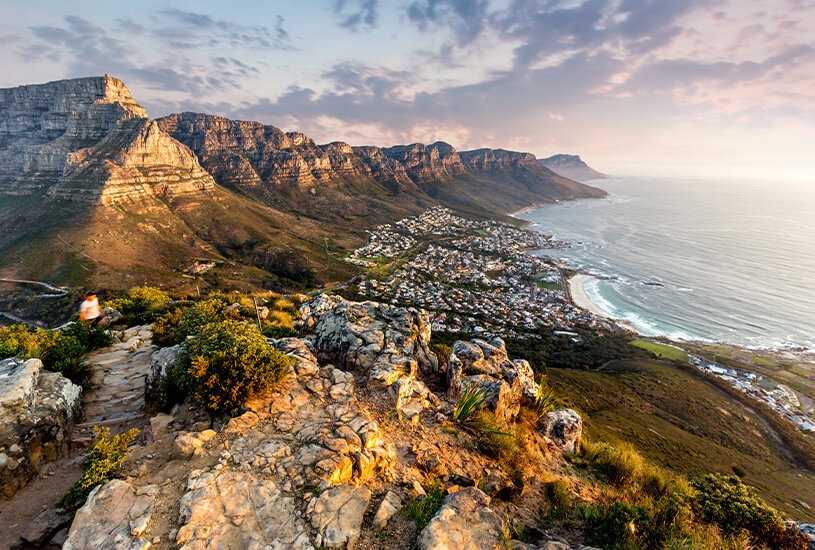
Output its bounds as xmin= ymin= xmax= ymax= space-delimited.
xmin=0 ymin=75 xmax=605 ymax=291
xmin=540 ymin=154 xmax=607 ymax=182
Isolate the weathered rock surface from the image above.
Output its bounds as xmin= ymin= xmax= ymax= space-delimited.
xmin=0 ymin=75 xmax=214 ymax=203
xmin=0 ymin=357 xmax=81 ymax=498
xmin=307 ymin=485 xmax=370 ymax=549
xmin=446 ymin=337 xmax=538 ymax=422
xmin=418 ymin=487 xmax=506 ymax=550
xmin=176 ymin=470 xmax=313 ymax=550
xmin=145 ymin=343 xmax=181 ymax=402
xmin=539 ymin=409 xmax=582 ymax=453
xmin=299 ymin=294 xmax=440 ymax=420
xmin=21 ymin=506 xmax=72 ymax=545
xmin=63 ymin=479 xmax=156 ymax=550
xmin=373 ymin=490 xmax=402 ymax=529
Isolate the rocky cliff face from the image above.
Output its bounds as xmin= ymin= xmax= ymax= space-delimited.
xmin=157 ymin=113 xmax=374 ymax=189
xmin=539 ymin=154 xmax=606 ymax=182
xmin=0 ymin=76 xmax=214 ymax=203
xmin=381 ymin=141 xmax=467 ymax=186
xmin=459 ymin=148 xmax=538 ymax=170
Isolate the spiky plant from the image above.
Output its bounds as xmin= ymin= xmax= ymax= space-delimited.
xmin=453 ymin=380 xmax=488 ymax=422
xmin=535 ymin=376 xmax=558 ymax=420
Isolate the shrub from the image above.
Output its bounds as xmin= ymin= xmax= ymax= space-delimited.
xmin=175 ymin=320 xmax=292 ymax=415
xmin=58 ymin=426 xmax=139 ymax=510
xmin=152 ymin=297 xmax=228 ymax=347
xmin=269 ymin=310 xmax=293 ymax=327
xmin=430 ymin=344 xmax=452 ymax=369
xmin=402 ymin=477 xmax=446 ymax=533
xmin=692 ymin=474 xmax=810 ymax=549
xmin=103 ymin=286 xmax=172 ymax=325
xmin=0 ymin=323 xmax=110 ymax=388
xmin=262 ymin=324 xmax=299 ymax=339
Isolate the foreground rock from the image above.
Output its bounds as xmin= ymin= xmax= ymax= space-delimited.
xmin=539 ymin=409 xmax=582 ymax=454
xmin=307 ymin=485 xmax=370 ymax=549
xmin=63 ymin=479 xmax=155 ymax=550
xmin=418 ymin=487 xmax=506 ymax=550
xmin=0 ymin=357 xmax=81 ymax=498
xmin=446 ymin=337 xmax=539 ymax=422
xmin=300 ymin=295 xmax=440 ymax=420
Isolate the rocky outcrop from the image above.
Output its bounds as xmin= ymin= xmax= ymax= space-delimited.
xmin=539 ymin=154 xmax=607 ymax=182
xmin=0 ymin=75 xmax=214 ymax=203
xmin=157 ymin=112 xmax=374 ymax=189
xmin=0 ymin=357 xmax=81 ymax=498
xmin=446 ymin=337 xmax=539 ymax=423
xmin=381 ymin=141 xmax=466 ymax=186
xmin=62 ymin=479 xmax=156 ymax=550
xmin=299 ymin=294 xmax=440 ymax=422
xmin=418 ymin=487 xmax=506 ymax=550
xmin=459 ymin=148 xmax=538 ymax=171
xmin=539 ymin=409 xmax=582 ymax=454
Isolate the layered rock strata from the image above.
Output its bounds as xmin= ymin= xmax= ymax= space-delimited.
xmin=0 ymin=357 xmax=81 ymax=498
xmin=0 ymin=75 xmax=214 ymax=203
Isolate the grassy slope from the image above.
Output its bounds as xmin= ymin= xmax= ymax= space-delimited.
xmin=631 ymin=339 xmax=689 ymax=362
xmin=548 ymin=359 xmax=815 ymax=520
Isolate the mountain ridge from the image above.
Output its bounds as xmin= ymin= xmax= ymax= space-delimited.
xmin=539 ymin=153 xmax=607 ymax=182
xmin=0 ymin=76 xmax=606 ymax=290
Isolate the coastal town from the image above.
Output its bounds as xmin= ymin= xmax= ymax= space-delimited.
xmin=690 ymin=354 xmax=815 ymax=433
xmin=344 ymin=206 xmax=620 ymax=337
xmin=343 ymin=206 xmax=815 ymax=439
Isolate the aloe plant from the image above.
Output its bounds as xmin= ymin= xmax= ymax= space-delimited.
xmin=452 ymin=380 xmax=488 ymax=422
xmin=535 ymin=376 xmax=558 ymax=420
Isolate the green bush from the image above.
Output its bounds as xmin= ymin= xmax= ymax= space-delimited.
xmin=402 ymin=477 xmax=446 ymax=533
xmin=452 ymin=381 xmax=488 ymax=422
xmin=152 ymin=297 xmax=228 ymax=347
xmin=430 ymin=343 xmax=452 ymax=369
xmin=104 ymin=286 xmax=172 ymax=324
xmin=174 ymin=320 xmax=292 ymax=415
xmin=692 ymin=474 xmax=810 ymax=549
xmin=58 ymin=426 xmax=139 ymax=510
xmin=262 ymin=324 xmax=299 ymax=339
xmin=0 ymin=323 xmax=111 ymax=388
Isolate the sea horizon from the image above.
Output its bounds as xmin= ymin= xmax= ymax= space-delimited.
xmin=523 ymin=175 xmax=815 ymax=355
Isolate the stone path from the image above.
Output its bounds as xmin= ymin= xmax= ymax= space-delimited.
xmin=72 ymin=325 xmax=155 ymax=445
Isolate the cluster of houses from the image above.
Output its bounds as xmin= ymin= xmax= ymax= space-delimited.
xmin=348 ymin=207 xmax=618 ymax=337
xmin=690 ymin=355 xmax=815 ymax=433
xmin=345 ymin=230 xmax=418 ymax=267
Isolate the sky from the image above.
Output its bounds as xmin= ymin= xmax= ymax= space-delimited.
xmin=1 ymin=0 xmax=814 ymax=178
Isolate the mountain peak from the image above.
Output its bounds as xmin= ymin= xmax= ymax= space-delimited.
xmin=540 ymin=153 xmax=606 ymax=182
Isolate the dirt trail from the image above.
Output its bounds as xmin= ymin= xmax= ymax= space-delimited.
xmin=0 ymin=325 xmax=155 ymax=548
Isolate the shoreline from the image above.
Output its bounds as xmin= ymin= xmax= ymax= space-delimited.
xmin=568 ymin=274 xmax=615 ymax=319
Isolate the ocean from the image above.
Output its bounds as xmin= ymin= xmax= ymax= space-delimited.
xmin=524 ymin=176 xmax=815 ymax=352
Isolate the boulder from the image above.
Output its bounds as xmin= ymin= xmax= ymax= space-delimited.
xmin=176 ymin=470 xmax=314 ymax=549
xmin=373 ymin=491 xmax=402 ymax=529
xmin=445 ymin=337 xmax=539 ymax=423
xmin=21 ymin=507 xmax=72 ymax=545
xmin=63 ymin=479 xmax=155 ymax=550
xmin=307 ymin=484 xmax=371 ymax=549
xmin=144 ymin=344 xmax=181 ymax=403
xmin=101 ymin=307 xmax=123 ymax=325
xmin=417 ymin=487 xmax=506 ymax=550
xmin=0 ymin=357 xmax=81 ymax=498
xmin=539 ymin=409 xmax=582 ymax=453
xmin=174 ymin=429 xmax=217 ymax=458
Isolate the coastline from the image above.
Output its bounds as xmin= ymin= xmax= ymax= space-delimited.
xmin=568 ymin=274 xmax=613 ymax=319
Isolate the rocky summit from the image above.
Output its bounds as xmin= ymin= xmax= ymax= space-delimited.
xmin=0 ymin=75 xmax=214 ymax=204
xmin=2 ymin=295 xmax=605 ymax=549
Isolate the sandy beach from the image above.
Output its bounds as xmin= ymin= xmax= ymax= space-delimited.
xmin=568 ymin=274 xmax=613 ymax=318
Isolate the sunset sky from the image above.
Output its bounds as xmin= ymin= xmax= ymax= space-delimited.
xmin=2 ymin=0 xmax=814 ymax=178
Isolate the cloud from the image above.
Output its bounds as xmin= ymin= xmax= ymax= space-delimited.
xmin=334 ymin=0 xmax=379 ymax=31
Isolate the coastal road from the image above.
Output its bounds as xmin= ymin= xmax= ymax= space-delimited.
xmin=558 ymin=269 xmax=573 ymax=304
